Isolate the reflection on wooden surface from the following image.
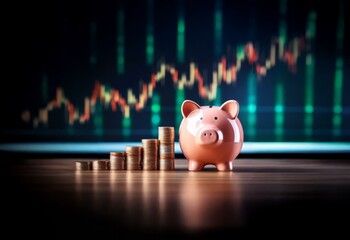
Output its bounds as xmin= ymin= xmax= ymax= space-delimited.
xmin=71 ymin=161 xmax=244 ymax=230
xmin=4 ymin=159 xmax=350 ymax=237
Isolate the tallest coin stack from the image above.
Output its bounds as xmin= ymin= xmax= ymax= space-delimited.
xmin=158 ymin=127 xmax=175 ymax=170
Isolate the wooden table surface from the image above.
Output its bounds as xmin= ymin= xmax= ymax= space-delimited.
xmin=2 ymin=158 xmax=350 ymax=238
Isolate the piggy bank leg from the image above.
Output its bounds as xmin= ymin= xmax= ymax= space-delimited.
xmin=188 ymin=160 xmax=205 ymax=171
xmin=216 ymin=161 xmax=234 ymax=171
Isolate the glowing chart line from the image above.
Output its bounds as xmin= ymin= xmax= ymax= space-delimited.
xmin=23 ymin=38 xmax=305 ymax=128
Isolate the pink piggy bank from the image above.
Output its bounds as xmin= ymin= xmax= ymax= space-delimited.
xmin=179 ymin=100 xmax=244 ymax=171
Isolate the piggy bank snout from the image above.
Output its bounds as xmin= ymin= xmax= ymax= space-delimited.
xmin=198 ymin=129 xmax=218 ymax=145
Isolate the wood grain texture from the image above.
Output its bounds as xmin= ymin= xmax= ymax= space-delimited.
xmin=2 ymin=158 xmax=350 ymax=238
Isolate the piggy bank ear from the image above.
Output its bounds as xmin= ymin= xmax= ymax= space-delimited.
xmin=181 ymin=100 xmax=200 ymax=118
xmin=220 ymin=100 xmax=239 ymax=119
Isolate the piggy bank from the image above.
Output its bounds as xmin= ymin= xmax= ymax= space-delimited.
xmin=179 ymin=100 xmax=244 ymax=171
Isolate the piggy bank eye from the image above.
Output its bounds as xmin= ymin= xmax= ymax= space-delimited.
xmin=200 ymin=117 xmax=203 ymax=120
xmin=214 ymin=117 xmax=218 ymax=120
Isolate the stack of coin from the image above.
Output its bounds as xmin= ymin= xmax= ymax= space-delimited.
xmin=75 ymin=161 xmax=92 ymax=170
xmin=125 ymin=146 xmax=142 ymax=170
xmin=92 ymin=160 xmax=108 ymax=170
xmin=142 ymin=139 xmax=158 ymax=170
xmin=158 ymin=126 xmax=175 ymax=170
xmin=110 ymin=152 xmax=126 ymax=170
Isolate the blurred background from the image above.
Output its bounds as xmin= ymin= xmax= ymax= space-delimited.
xmin=1 ymin=0 xmax=349 ymax=148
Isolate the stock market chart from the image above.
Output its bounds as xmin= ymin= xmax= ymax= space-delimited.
xmin=2 ymin=0 xmax=349 ymax=143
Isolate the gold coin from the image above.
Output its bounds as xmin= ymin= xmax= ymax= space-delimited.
xmin=75 ymin=161 xmax=92 ymax=170
xmin=125 ymin=146 xmax=142 ymax=155
xmin=92 ymin=160 xmax=108 ymax=170
xmin=110 ymin=152 xmax=126 ymax=157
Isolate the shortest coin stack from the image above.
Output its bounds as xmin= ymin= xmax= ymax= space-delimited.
xmin=110 ymin=152 xmax=126 ymax=170
xmin=125 ymin=146 xmax=142 ymax=170
xmin=75 ymin=161 xmax=92 ymax=170
xmin=142 ymin=139 xmax=158 ymax=170
xmin=92 ymin=160 xmax=108 ymax=170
